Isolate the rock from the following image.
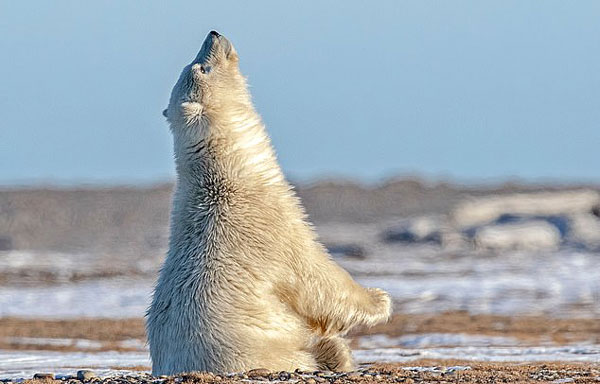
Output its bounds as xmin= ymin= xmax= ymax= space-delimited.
xmin=383 ymin=215 xmax=445 ymax=245
xmin=382 ymin=227 xmax=417 ymax=243
xmin=325 ymin=244 xmax=366 ymax=259
xmin=346 ymin=372 xmax=363 ymax=379
xmin=181 ymin=373 xmax=214 ymax=381
xmin=493 ymin=214 xmax=570 ymax=236
xmin=453 ymin=190 xmax=600 ymax=228
xmin=77 ymin=370 xmax=97 ymax=381
xmin=440 ymin=230 xmax=468 ymax=250
xmin=246 ymin=368 xmax=270 ymax=378
xmin=34 ymin=373 xmax=55 ymax=380
xmin=305 ymin=379 xmax=316 ymax=384
xmin=568 ymin=213 xmax=600 ymax=249
xmin=474 ymin=221 xmax=561 ymax=251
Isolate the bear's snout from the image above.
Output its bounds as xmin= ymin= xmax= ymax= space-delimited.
xmin=193 ymin=31 xmax=234 ymax=65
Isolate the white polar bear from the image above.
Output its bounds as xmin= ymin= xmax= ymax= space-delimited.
xmin=146 ymin=31 xmax=391 ymax=376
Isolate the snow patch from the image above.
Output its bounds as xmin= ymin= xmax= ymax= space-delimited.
xmin=3 ymin=338 xmax=103 ymax=350
xmin=0 ymin=349 xmax=150 ymax=380
xmin=0 ymin=279 xmax=151 ymax=318
xmin=2 ymin=337 xmax=147 ymax=351
xmin=357 ymin=333 xmax=521 ymax=349
xmin=353 ymin=345 xmax=600 ymax=363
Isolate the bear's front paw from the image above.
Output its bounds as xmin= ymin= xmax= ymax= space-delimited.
xmin=366 ymin=288 xmax=392 ymax=322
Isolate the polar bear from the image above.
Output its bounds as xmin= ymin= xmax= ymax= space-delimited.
xmin=146 ymin=31 xmax=391 ymax=376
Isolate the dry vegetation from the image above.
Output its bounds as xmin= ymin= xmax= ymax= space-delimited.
xmin=351 ymin=311 xmax=600 ymax=345
xmin=0 ymin=317 xmax=145 ymax=341
xmin=2 ymin=312 xmax=599 ymax=353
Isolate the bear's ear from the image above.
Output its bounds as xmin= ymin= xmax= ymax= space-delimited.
xmin=162 ymin=109 xmax=168 ymax=118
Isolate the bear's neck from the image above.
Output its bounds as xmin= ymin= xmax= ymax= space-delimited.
xmin=173 ymin=104 xmax=286 ymax=192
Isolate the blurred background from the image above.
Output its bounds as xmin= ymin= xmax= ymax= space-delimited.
xmin=0 ymin=0 xmax=599 ymax=378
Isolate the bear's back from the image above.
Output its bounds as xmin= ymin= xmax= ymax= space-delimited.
xmin=148 ymin=181 xmax=317 ymax=374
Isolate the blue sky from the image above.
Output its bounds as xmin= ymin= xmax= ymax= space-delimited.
xmin=0 ymin=1 xmax=599 ymax=185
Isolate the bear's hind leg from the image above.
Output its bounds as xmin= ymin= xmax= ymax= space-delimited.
xmin=311 ymin=336 xmax=354 ymax=372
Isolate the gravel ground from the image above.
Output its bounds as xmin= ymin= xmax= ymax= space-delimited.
xmin=10 ymin=362 xmax=600 ymax=384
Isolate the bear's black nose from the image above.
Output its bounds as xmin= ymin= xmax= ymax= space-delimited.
xmin=210 ymin=30 xmax=220 ymax=37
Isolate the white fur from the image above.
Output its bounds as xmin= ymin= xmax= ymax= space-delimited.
xmin=146 ymin=32 xmax=391 ymax=376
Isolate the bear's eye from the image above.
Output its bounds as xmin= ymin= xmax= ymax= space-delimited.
xmin=200 ymin=66 xmax=206 ymax=74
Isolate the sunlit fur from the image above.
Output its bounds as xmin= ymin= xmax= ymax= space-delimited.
xmin=146 ymin=32 xmax=392 ymax=376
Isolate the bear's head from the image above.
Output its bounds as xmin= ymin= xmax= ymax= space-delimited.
xmin=163 ymin=31 xmax=247 ymax=129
